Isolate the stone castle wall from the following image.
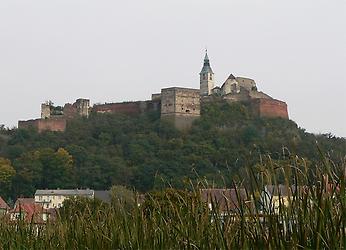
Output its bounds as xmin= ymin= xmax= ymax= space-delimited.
xmin=18 ymin=118 xmax=66 ymax=133
xmin=92 ymin=100 xmax=160 ymax=115
xmin=251 ymin=98 xmax=288 ymax=119
xmin=93 ymin=102 xmax=141 ymax=114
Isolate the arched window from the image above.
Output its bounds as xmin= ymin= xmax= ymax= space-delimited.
xmin=210 ymin=74 xmax=212 ymax=80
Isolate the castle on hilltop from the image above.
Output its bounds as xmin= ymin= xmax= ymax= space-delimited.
xmin=18 ymin=52 xmax=288 ymax=132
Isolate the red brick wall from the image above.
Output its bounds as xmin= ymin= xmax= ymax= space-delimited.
xmin=18 ymin=119 xmax=66 ymax=132
xmin=92 ymin=102 xmax=141 ymax=115
xmin=18 ymin=119 xmax=40 ymax=130
xmin=251 ymin=98 xmax=289 ymax=119
xmin=37 ymin=119 xmax=66 ymax=132
xmin=63 ymin=103 xmax=78 ymax=119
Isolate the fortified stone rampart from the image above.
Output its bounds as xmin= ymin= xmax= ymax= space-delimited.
xmin=18 ymin=52 xmax=290 ymax=132
xmin=19 ymin=98 xmax=89 ymax=133
xmin=93 ymin=102 xmax=141 ymax=114
xmin=92 ymin=100 xmax=160 ymax=115
xmin=18 ymin=118 xmax=66 ymax=133
xmin=251 ymin=98 xmax=288 ymax=119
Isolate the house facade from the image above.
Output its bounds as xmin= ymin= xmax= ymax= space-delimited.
xmin=34 ymin=189 xmax=94 ymax=209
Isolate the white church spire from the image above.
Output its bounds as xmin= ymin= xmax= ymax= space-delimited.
xmin=200 ymin=50 xmax=215 ymax=96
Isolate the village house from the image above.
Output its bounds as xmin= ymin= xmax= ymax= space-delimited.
xmin=200 ymin=188 xmax=253 ymax=215
xmin=9 ymin=198 xmax=49 ymax=224
xmin=34 ymin=189 xmax=94 ymax=209
xmin=260 ymin=185 xmax=309 ymax=214
xmin=0 ymin=196 xmax=10 ymax=215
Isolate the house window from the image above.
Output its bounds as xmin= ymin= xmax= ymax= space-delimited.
xmin=210 ymin=75 xmax=212 ymax=80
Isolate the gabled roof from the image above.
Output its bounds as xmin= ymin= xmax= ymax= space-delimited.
xmin=10 ymin=200 xmax=48 ymax=224
xmin=221 ymin=74 xmax=238 ymax=89
xmin=0 ymin=197 xmax=9 ymax=210
xmin=13 ymin=203 xmax=46 ymax=214
xmin=227 ymin=74 xmax=236 ymax=80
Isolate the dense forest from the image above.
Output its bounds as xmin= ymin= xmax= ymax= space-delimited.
xmin=0 ymin=101 xmax=345 ymax=201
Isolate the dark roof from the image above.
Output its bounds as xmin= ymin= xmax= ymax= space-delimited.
xmin=200 ymin=188 xmax=251 ymax=212
xmin=35 ymin=189 xmax=94 ymax=196
xmin=212 ymin=86 xmax=221 ymax=90
xmin=200 ymin=52 xmax=214 ymax=74
xmin=0 ymin=197 xmax=9 ymax=209
xmin=227 ymin=74 xmax=236 ymax=80
xmin=94 ymin=190 xmax=111 ymax=204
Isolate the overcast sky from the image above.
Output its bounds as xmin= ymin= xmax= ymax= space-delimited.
xmin=0 ymin=0 xmax=345 ymax=137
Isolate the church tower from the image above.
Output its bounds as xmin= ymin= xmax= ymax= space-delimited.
xmin=200 ymin=50 xmax=215 ymax=96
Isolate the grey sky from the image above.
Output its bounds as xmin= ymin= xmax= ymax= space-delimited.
xmin=0 ymin=0 xmax=345 ymax=137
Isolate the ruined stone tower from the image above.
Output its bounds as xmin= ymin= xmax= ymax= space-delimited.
xmin=75 ymin=98 xmax=90 ymax=117
xmin=200 ymin=50 xmax=215 ymax=96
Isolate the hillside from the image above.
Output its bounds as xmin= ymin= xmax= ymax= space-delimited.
xmin=0 ymin=101 xmax=345 ymax=200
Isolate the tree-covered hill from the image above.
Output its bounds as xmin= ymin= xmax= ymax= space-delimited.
xmin=0 ymin=101 xmax=345 ymax=200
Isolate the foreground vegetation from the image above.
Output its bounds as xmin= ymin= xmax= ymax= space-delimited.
xmin=0 ymin=101 xmax=345 ymax=201
xmin=0 ymin=154 xmax=345 ymax=249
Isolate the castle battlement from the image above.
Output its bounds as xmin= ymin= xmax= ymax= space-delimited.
xmin=18 ymin=52 xmax=288 ymax=132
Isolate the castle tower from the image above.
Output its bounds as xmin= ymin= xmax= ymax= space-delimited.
xmin=200 ymin=50 xmax=215 ymax=96
xmin=41 ymin=102 xmax=52 ymax=119
xmin=75 ymin=99 xmax=90 ymax=118
xmin=161 ymin=87 xmax=200 ymax=130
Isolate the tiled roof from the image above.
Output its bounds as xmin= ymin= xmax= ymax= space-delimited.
xmin=0 ymin=197 xmax=9 ymax=209
xmin=12 ymin=198 xmax=48 ymax=223
xmin=15 ymin=198 xmax=35 ymax=206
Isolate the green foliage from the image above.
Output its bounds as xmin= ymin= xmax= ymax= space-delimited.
xmin=110 ymin=185 xmax=136 ymax=211
xmin=0 ymin=102 xmax=345 ymax=200
xmin=0 ymin=157 xmax=15 ymax=199
xmin=58 ymin=196 xmax=108 ymax=221
xmin=0 ymin=156 xmax=345 ymax=249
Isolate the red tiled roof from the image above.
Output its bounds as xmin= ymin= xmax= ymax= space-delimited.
xmin=0 ymin=196 xmax=9 ymax=209
xmin=15 ymin=198 xmax=35 ymax=205
xmin=12 ymin=198 xmax=48 ymax=223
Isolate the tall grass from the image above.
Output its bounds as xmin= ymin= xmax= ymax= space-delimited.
xmin=0 ymin=154 xmax=345 ymax=249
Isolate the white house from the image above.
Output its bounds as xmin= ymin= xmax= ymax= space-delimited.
xmin=34 ymin=189 xmax=94 ymax=209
